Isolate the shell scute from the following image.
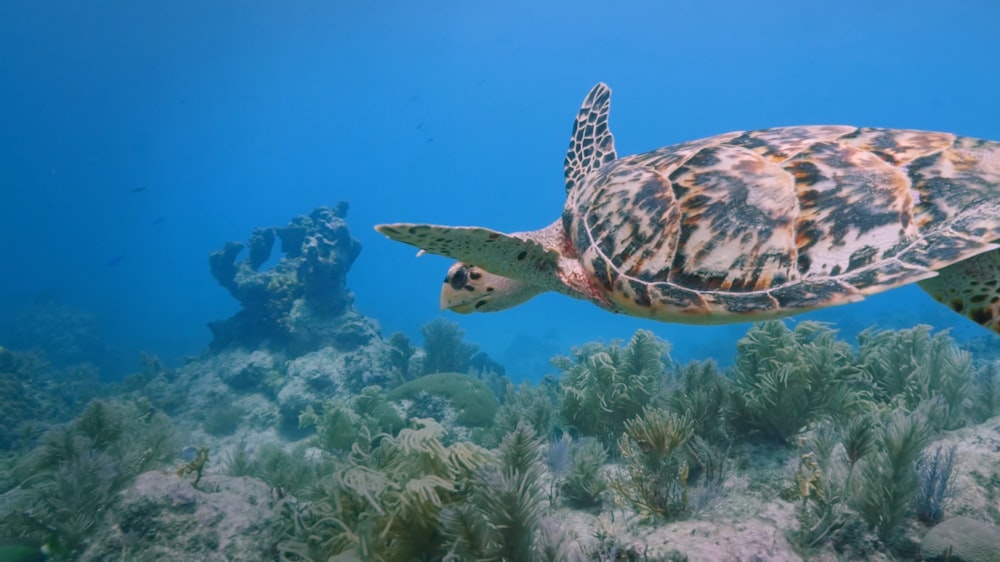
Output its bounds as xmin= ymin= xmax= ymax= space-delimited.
xmin=788 ymin=141 xmax=917 ymax=276
xmin=665 ymin=143 xmax=799 ymax=293
xmin=726 ymin=125 xmax=856 ymax=162
xmin=769 ymin=279 xmax=861 ymax=311
xmin=842 ymin=128 xmax=955 ymax=165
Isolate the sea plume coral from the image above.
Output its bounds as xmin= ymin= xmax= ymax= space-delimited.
xmin=556 ymin=329 xmax=666 ymax=446
xmin=730 ymin=321 xmax=870 ymax=443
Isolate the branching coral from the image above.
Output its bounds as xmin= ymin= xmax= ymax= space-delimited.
xmin=440 ymin=423 xmax=549 ymax=561
xmin=278 ymin=420 xmax=564 ymax=562
xmin=788 ymin=406 xmax=950 ymax=556
xmin=858 ymin=325 xmax=972 ymax=430
xmin=386 ymin=331 xmax=416 ymax=385
xmin=791 ymin=448 xmax=855 ymax=551
xmin=203 ymin=403 xmax=245 ymax=436
xmin=730 ymin=321 xmax=871 ymax=443
xmin=0 ymin=399 xmax=177 ymax=554
xmin=0 ymin=369 xmax=43 ymax=450
xmin=559 ymin=437 xmax=608 ymax=509
xmin=299 ymin=399 xmax=363 ymax=452
xmin=490 ymin=381 xmax=557 ymax=446
xmin=851 ymin=408 xmax=931 ymax=544
xmin=556 ymin=329 xmax=665 ymax=446
xmin=278 ymin=418 xmax=489 ymax=562
xmin=419 ymin=319 xmax=479 ymax=375
xmin=610 ymin=407 xmax=694 ymax=520
xmin=665 ymin=359 xmax=733 ymax=445
xmin=786 ymin=420 xmax=862 ymax=553
xmin=972 ymin=362 xmax=1000 ymax=422
xmin=354 ymin=386 xmax=406 ymax=435
xmin=251 ymin=443 xmax=330 ymax=499
xmin=914 ymin=444 xmax=958 ymax=525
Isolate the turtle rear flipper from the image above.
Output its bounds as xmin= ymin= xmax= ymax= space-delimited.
xmin=374 ymin=223 xmax=560 ymax=286
xmin=918 ymin=248 xmax=1000 ymax=333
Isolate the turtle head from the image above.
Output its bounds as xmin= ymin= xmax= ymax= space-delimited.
xmin=441 ymin=262 xmax=543 ymax=313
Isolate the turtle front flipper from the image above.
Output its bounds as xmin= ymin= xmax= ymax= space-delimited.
xmin=918 ymin=247 xmax=1000 ymax=333
xmin=564 ymin=83 xmax=617 ymax=194
xmin=374 ymin=223 xmax=561 ymax=285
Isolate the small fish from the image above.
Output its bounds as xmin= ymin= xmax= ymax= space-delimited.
xmin=152 ymin=216 xmax=165 ymax=225
xmin=416 ymin=122 xmax=424 ymax=130
xmin=106 ymin=256 xmax=125 ymax=267
xmin=129 ymin=187 xmax=146 ymax=194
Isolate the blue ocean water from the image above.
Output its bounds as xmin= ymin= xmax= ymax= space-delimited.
xmin=1 ymin=0 xmax=998 ymax=381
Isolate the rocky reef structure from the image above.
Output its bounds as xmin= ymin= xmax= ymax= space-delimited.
xmin=208 ymin=202 xmax=371 ymax=354
xmin=78 ymin=471 xmax=283 ymax=561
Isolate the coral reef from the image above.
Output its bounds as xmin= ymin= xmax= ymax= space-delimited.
xmin=0 ymin=346 xmax=107 ymax=450
xmin=386 ymin=331 xmax=416 ymax=384
xmin=99 ymin=298 xmax=1000 ymax=562
xmin=971 ymin=362 xmax=1000 ymax=422
xmin=226 ymin=442 xmax=331 ymax=499
xmin=5 ymin=296 xmax=108 ymax=370
xmin=202 ymin=403 xmax=245 ymax=436
xmin=0 ymin=348 xmax=44 ymax=450
xmin=0 ymin=399 xmax=178 ymax=556
xmin=663 ymin=359 xmax=732 ymax=445
xmin=207 ymin=203 xmax=369 ymax=353
xmin=851 ymin=408 xmax=932 ymax=544
xmin=491 ymin=380 xmax=558 ymax=445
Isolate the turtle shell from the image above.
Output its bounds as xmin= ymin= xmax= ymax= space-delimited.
xmin=563 ymin=125 xmax=1000 ymax=323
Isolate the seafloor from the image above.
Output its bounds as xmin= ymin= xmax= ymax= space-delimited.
xmin=1 ymin=204 xmax=999 ymax=562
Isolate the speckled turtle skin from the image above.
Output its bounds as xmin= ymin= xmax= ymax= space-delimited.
xmin=377 ymin=83 xmax=1000 ymax=332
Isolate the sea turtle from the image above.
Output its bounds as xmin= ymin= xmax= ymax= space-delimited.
xmin=376 ymin=83 xmax=1000 ymax=333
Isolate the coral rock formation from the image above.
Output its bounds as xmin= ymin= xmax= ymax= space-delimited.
xmin=208 ymin=203 xmax=368 ymax=353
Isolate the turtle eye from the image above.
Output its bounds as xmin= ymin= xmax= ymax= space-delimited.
xmin=448 ymin=266 xmax=469 ymax=290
